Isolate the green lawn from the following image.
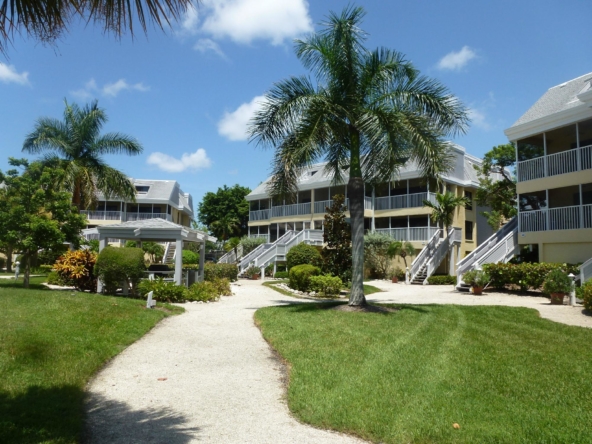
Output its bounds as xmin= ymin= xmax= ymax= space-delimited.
xmin=0 ymin=283 xmax=183 ymax=444
xmin=255 ymin=303 xmax=592 ymax=443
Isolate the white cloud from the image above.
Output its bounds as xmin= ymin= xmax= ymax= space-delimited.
xmin=194 ymin=38 xmax=226 ymax=58
xmin=437 ymin=46 xmax=476 ymax=71
xmin=180 ymin=0 xmax=312 ymax=47
xmin=146 ymin=148 xmax=212 ymax=173
xmin=0 ymin=62 xmax=30 ymax=85
xmin=102 ymin=79 xmax=150 ymax=97
xmin=218 ymin=95 xmax=266 ymax=141
xmin=468 ymin=108 xmax=491 ymax=131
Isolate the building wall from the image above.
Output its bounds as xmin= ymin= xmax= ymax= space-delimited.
xmin=539 ymin=242 xmax=592 ymax=264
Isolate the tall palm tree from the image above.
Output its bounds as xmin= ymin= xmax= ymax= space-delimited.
xmin=22 ymin=100 xmax=142 ymax=210
xmin=387 ymin=241 xmax=416 ymax=269
xmin=249 ymin=6 xmax=468 ymax=306
xmin=211 ymin=215 xmax=240 ymax=244
xmin=423 ymin=192 xmax=469 ymax=235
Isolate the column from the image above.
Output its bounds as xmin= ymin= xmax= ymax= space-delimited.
xmin=175 ymin=238 xmax=183 ymax=286
xmin=97 ymin=237 xmax=107 ymax=293
xmin=371 ymin=188 xmax=375 ymax=231
xmin=199 ymin=240 xmax=205 ymax=282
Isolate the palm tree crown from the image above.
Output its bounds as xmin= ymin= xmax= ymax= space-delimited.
xmin=423 ymin=192 xmax=470 ymax=234
xmin=249 ymin=6 xmax=468 ymax=306
xmin=23 ymin=100 xmax=143 ymax=210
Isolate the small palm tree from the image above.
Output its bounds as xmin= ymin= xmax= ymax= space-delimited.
xmin=423 ymin=192 xmax=469 ymax=235
xmin=211 ymin=215 xmax=240 ymax=244
xmin=387 ymin=241 xmax=416 ymax=268
xmin=23 ymin=100 xmax=142 ymax=210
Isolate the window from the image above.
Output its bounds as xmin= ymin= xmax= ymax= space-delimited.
xmin=135 ymin=185 xmax=150 ymax=193
xmin=465 ymin=221 xmax=473 ymax=241
xmin=465 ymin=191 xmax=473 ymax=210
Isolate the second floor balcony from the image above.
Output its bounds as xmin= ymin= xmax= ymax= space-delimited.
xmin=520 ymin=204 xmax=592 ymax=232
xmin=248 ymin=196 xmax=375 ymax=221
xmin=374 ymin=192 xmax=436 ymax=211
xmin=81 ymin=210 xmax=172 ymax=223
xmin=518 ymin=144 xmax=592 ymax=182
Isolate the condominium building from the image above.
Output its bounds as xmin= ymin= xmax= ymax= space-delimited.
xmin=504 ymin=72 xmax=592 ymax=263
xmin=246 ymin=144 xmax=494 ymax=272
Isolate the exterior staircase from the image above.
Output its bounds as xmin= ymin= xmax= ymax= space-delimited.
xmin=163 ymin=242 xmax=177 ymax=264
xmin=579 ymin=256 xmax=592 ymax=283
xmin=217 ymin=244 xmax=243 ymax=264
xmin=455 ymin=218 xmax=519 ymax=291
xmin=408 ymin=227 xmax=462 ymax=285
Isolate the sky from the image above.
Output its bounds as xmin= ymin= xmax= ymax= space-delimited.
xmin=1 ymin=0 xmax=590 ymax=213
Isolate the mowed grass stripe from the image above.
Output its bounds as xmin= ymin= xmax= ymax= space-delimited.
xmin=255 ymin=303 xmax=592 ymax=443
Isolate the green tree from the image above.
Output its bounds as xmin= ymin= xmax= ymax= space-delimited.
xmin=143 ymin=242 xmax=164 ymax=263
xmin=249 ymin=6 xmax=468 ymax=306
xmin=322 ymin=194 xmax=352 ymax=282
xmin=0 ymin=0 xmax=190 ymax=54
xmin=364 ymin=232 xmax=394 ymax=279
xmin=0 ymin=158 xmax=87 ymax=287
xmin=387 ymin=240 xmax=416 ymax=269
xmin=423 ymin=192 xmax=469 ymax=235
xmin=474 ymin=143 xmax=518 ymax=230
xmin=197 ymin=184 xmax=250 ymax=239
xmin=22 ymin=100 xmax=142 ymax=210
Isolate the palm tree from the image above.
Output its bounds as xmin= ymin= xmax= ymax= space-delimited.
xmin=22 ymin=100 xmax=142 ymax=210
xmin=0 ymin=0 xmax=191 ymax=54
xmin=249 ymin=6 xmax=468 ymax=306
xmin=211 ymin=215 xmax=240 ymax=244
xmin=387 ymin=241 xmax=416 ymax=269
xmin=423 ymin=192 xmax=469 ymax=235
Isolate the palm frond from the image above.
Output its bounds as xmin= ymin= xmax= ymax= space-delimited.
xmin=91 ymin=133 xmax=143 ymax=156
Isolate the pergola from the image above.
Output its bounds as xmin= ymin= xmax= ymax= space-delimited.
xmin=89 ymin=218 xmax=216 ymax=292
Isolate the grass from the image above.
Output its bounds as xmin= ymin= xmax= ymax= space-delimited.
xmin=255 ymin=303 xmax=592 ymax=443
xmin=0 ymin=283 xmax=183 ymax=443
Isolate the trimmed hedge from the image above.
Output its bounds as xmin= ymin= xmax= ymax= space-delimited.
xmin=286 ymin=243 xmax=321 ymax=270
xmin=309 ymin=275 xmax=342 ymax=297
xmin=274 ymin=271 xmax=289 ymax=279
xmin=289 ymin=264 xmax=321 ymax=292
xmin=182 ymin=250 xmax=200 ymax=265
xmin=580 ymin=281 xmax=592 ymax=311
xmin=482 ymin=262 xmax=579 ymax=292
xmin=94 ymin=247 xmax=146 ymax=295
xmin=138 ymin=278 xmax=186 ymax=302
xmin=427 ymin=275 xmax=456 ymax=285
xmin=204 ymin=262 xmax=238 ymax=282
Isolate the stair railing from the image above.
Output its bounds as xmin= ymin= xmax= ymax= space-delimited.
xmin=408 ymin=228 xmax=442 ymax=284
xmin=580 ymin=256 xmax=592 ymax=283
xmin=423 ymin=227 xmax=461 ymax=284
xmin=238 ymin=243 xmax=272 ymax=273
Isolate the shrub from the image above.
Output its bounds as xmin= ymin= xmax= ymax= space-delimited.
xmin=289 ymin=264 xmax=321 ymax=292
xmin=204 ymin=262 xmax=238 ymax=282
xmin=39 ymin=264 xmax=54 ymax=272
xmin=182 ymin=250 xmax=200 ymax=265
xmin=274 ymin=271 xmax=289 ymax=279
xmin=210 ymin=277 xmax=232 ymax=296
xmin=427 ymin=275 xmax=456 ymax=285
xmin=310 ymin=275 xmax=343 ymax=297
xmin=364 ymin=232 xmax=393 ymax=279
xmin=244 ymin=266 xmax=261 ymax=279
xmin=46 ymin=271 xmax=66 ymax=285
xmin=94 ymin=247 xmax=146 ymax=295
xmin=483 ymin=262 xmax=580 ymax=291
xmin=542 ymin=269 xmax=573 ymax=295
xmin=265 ymin=263 xmax=274 ymax=277
xmin=463 ymin=270 xmax=490 ymax=287
xmin=0 ymin=256 xmax=5 ymax=270
xmin=240 ymin=236 xmax=267 ymax=255
xmin=286 ymin=243 xmax=322 ymax=270
xmin=138 ymin=278 xmax=186 ymax=303
xmin=184 ymin=281 xmax=219 ymax=302
xmin=580 ymin=281 xmax=592 ymax=311
xmin=389 ymin=267 xmax=406 ymax=281
xmin=322 ymin=194 xmax=352 ymax=283
xmin=54 ymin=249 xmax=97 ymax=291
xmin=38 ymin=246 xmax=68 ymax=265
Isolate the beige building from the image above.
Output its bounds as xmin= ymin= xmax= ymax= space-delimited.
xmin=504 ymin=72 xmax=592 ymax=264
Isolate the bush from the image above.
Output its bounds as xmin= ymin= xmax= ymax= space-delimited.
xmin=286 ymin=243 xmax=322 ymax=270
xmin=182 ymin=250 xmax=200 ymax=265
xmin=0 ymin=256 xmax=5 ymax=270
xmin=580 ymin=281 xmax=592 ymax=311
xmin=39 ymin=264 xmax=54 ymax=272
xmin=46 ymin=271 xmax=66 ymax=285
xmin=204 ymin=263 xmax=238 ymax=282
xmin=38 ymin=246 xmax=68 ymax=265
xmin=94 ymin=247 xmax=146 ymax=295
xmin=240 ymin=236 xmax=267 ymax=255
xmin=289 ymin=264 xmax=321 ymax=292
xmin=210 ymin=277 xmax=232 ymax=296
xmin=53 ymin=249 xmax=98 ymax=291
xmin=427 ymin=275 xmax=456 ymax=285
xmin=138 ymin=278 xmax=186 ymax=303
xmin=483 ymin=262 xmax=580 ymax=291
xmin=265 ymin=263 xmax=274 ymax=277
xmin=542 ymin=269 xmax=573 ymax=295
xmin=274 ymin=271 xmax=289 ymax=279
xmin=184 ymin=281 xmax=219 ymax=302
xmin=364 ymin=232 xmax=393 ymax=279
xmin=244 ymin=266 xmax=261 ymax=279
xmin=462 ymin=270 xmax=490 ymax=287
xmin=309 ymin=275 xmax=343 ymax=297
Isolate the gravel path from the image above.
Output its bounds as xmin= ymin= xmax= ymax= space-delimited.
xmin=85 ymin=279 xmax=591 ymax=443
xmin=84 ymin=280 xmax=366 ymax=444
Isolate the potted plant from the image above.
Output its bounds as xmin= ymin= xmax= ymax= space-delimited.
xmin=462 ymin=269 xmax=490 ymax=295
xmin=543 ymin=269 xmax=572 ymax=305
xmin=245 ymin=266 xmax=261 ymax=280
xmin=388 ymin=267 xmax=404 ymax=283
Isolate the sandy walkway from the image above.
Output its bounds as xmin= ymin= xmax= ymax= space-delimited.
xmin=84 ymin=280 xmax=365 ymax=444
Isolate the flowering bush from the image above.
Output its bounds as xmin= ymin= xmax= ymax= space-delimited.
xmin=309 ymin=275 xmax=343 ymax=297
xmin=53 ymin=249 xmax=97 ymax=291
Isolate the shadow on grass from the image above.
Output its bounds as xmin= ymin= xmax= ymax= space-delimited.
xmin=0 ymin=385 xmax=198 ymax=444
xmin=265 ymin=301 xmax=433 ymax=315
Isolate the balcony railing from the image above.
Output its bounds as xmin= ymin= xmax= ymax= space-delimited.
xmin=520 ymin=204 xmax=592 ymax=232
xmin=374 ymin=226 xmax=439 ymax=241
xmin=81 ymin=210 xmax=122 ymax=221
xmin=517 ymin=144 xmax=592 ymax=182
xmin=249 ymin=209 xmax=270 ymax=221
xmin=249 ymin=234 xmax=270 ymax=242
xmin=271 ymin=202 xmax=311 ymax=218
xmin=374 ymin=192 xmax=436 ymax=211
xmin=125 ymin=213 xmax=171 ymax=222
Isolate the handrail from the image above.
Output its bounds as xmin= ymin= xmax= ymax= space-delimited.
xmin=581 ymin=256 xmax=592 ymax=283
xmin=238 ymin=243 xmax=271 ymax=273
xmin=424 ymin=233 xmax=452 ymax=284
xmin=408 ymin=228 xmax=442 ymax=283
xmin=248 ymin=230 xmax=324 ymax=270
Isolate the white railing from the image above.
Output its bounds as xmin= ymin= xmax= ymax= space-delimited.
xmin=271 ymin=202 xmax=311 ymax=218
xmin=238 ymin=243 xmax=272 ymax=273
xmin=423 ymin=227 xmax=461 ymax=285
xmin=249 ymin=234 xmax=270 ymax=242
xmin=581 ymin=256 xmax=592 ymax=283
xmin=364 ymin=196 xmax=373 ymax=210
xmin=517 ymin=144 xmax=592 ymax=182
xmin=81 ymin=210 xmax=122 ymax=221
xmin=374 ymin=226 xmax=439 ymax=242
xmin=125 ymin=213 xmax=171 ymax=222
xmin=456 ymin=218 xmax=519 ymax=289
xmin=249 ymin=209 xmax=270 ymax=221
xmin=409 ymin=228 xmax=442 ymax=283
xmin=249 ymin=230 xmax=324 ymax=271
xmin=374 ymin=192 xmax=436 ymax=211
xmin=313 ymin=199 xmax=349 ymax=214
xmin=520 ymin=204 xmax=592 ymax=232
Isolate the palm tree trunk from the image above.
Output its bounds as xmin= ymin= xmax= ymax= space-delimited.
xmin=5 ymin=246 xmax=12 ymax=273
xmin=348 ymin=176 xmax=366 ymax=306
xmin=23 ymin=253 xmax=30 ymax=288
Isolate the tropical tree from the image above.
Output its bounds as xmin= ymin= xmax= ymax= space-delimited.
xmin=249 ymin=6 xmax=468 ymax=306
xmin=423 ymin=192 xmax=469 ymax=235
xmin=197 ymin=184 xmax=251 ymax=238
xmin=211 ymin=215 xmax=240 ymax=244
xmin=22 ymin=100 xmax=142 ymax=210
xmin=322 ymin=194 xmax=352 ymax=282
xmin=387 ymin=240 xmax=416 ymax=268
xmin=0 ymin=0 xmax=191 ymax=54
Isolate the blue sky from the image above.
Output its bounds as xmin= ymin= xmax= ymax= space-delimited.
xmin=0 ymin=0 xmax=590 ymax=212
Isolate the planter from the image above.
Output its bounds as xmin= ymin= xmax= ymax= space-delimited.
xmin=251 ymin=274 xmax=260 ymax=280
xmin=391 ymin=277 xmax=398 ymax=283
xmin=471 ymin=286 xmax=484 ymax=296
xmin=550 ymin=293 xmax=565 ymax=305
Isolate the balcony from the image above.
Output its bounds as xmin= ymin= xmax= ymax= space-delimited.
xmin=520 ymin=204 xmax=592 ymax=232
xmin=249 ymin=209 xmax=270 ymax=221
xmin=81 ymin=210 xmax=122 ymax=221
xmin=374 ymin=192 xmax=436 ymax=211
xmin=125 ymin=213 xmax=171 ymax=222
xmin=517 ymin=144 xmax=592 ymax=182
xmin=374 ymin=226 xmax=439 ymax=242
xmin=271 ymin=202 xmax=311 ymax=218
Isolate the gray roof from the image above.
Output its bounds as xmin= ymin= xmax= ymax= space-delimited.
xmin=93 ymin=218 xmax=216 ymax=242
xmin=510 ymin=72 xmax=592 ymax=128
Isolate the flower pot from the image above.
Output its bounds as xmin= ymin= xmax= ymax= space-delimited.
xmin=471 ymin=286 xmax=484 ymax=296
xmin=391 ymin=277 xmax=398 ymax=283
xmin=251 ymin=274 xmax=260 ymax=280
xmin=550 ymin=293 xmax=565 ymax=305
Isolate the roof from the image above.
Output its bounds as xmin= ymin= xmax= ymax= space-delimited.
xmin=509 ymin=72 xmax=592 ymax=128
xmin=89 ymin=218 xmax=216 ymax=242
